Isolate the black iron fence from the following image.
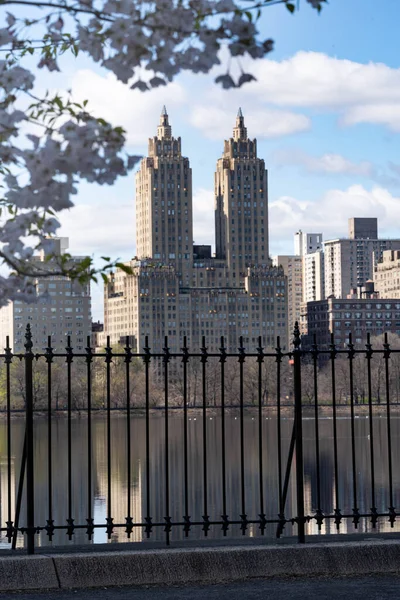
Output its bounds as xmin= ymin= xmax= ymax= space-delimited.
xmin=1 ymin=323 xmax=400 ymax=553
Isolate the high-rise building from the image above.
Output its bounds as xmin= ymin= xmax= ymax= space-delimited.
xmin=273 ymin=255 xmax=302 ymax=342
xmin=278 ymin=231 xmax=324 ymax=336
xmin=135 ymin=106 xmax=193 ymax=286
xmin=300 ymin=248 xmax=325 ymax=334
xmin=103 ymin=109 xmax=288 ymax=352
xmin=324 ymin=218 xmax=400 ymax=298
xmin=215 ymin=108 xmax=268 ymax=284
xmin=302 ymin=251 xmax=325 ymax=304
xmin=294 ymin=231 xmax=323 ymax=257
xmin=0 ymin=238 xmax=92 ymax=351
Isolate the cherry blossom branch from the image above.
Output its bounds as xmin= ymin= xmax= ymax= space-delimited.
xmin=0 ymin=0 xmax=114 ymax=20
xmin=0 ymin=248 xmax=120 ymax=281
xmin=0 ymin=0 xmax=327 ymax=304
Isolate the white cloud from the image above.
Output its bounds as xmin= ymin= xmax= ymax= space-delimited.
xmin=189 ymin=106 xmax=310 ymax=140
xmin=57 ymin=197 xmax=136 ymax=258
xmin=273 ymin=149 xmax=374 ymax=177
xmin=186 ymin=185 xmax=400 ymax=258
xmin=188 ymin=51 xmax=400 ymax=134
xmin=269 ymin=185 xmax=400 ymax=254
xmin=246 ymin=52 xmax=400 ymax=110
xmin=70 ymin=70 xmax=187 ymax=146
xmin=66 ymin=51 xmax=400 ymax=145
xmin=342 ymin=104 xmax=400 ymax=131
xmin=57 ymin=191 xmax=137 ymax=321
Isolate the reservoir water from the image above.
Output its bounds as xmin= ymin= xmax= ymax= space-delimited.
xmin=1 ymin=411 xmax=399 ymax=548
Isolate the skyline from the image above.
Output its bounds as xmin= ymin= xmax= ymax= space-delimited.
xmin=103 ymin=105 xmax=288 ymax=352
xmin=35 ymin=0 xmax=399 ymax=319
xmin=79 ymin=102 xmax=400 ymax=320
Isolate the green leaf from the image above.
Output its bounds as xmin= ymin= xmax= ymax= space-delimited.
xmin=101 ymin=273 xmax=109 ymax=284
xmin=79 ymin=256 xmax=92 ymax=270
xmin=53 ymin=96 xmax=63 ymax=110
xmin=286 ymin=3 xmax=295 ymax=13
xmin=78 ymin=273 xmax=88 ymax=285
xmin=115 ymin=262 xmax=133 ymax=275
xmin=101 ymin=256 xmax=111 ymax=262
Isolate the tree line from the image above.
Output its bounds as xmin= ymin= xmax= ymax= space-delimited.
xmin=1 ymin=334 xmax=400 ymax=411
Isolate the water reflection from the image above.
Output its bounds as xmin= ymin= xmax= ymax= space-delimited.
xmin=1 ymin=412 xmax=400 ymax=548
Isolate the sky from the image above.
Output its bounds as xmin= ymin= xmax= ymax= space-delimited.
xmin=27 ymin=0 xmax=400 ymax=319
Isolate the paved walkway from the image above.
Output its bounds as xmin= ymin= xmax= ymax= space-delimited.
xmin=4 ymin=575 xmax=400 ymax=600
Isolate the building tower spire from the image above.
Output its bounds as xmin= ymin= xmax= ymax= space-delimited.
xmin=157 ymin=105 xmax=172 ymax=139
xmin=233 ymin=107 xmax=247 ymax=140
xmin=215 ymin=108 xmax=268 ymax=278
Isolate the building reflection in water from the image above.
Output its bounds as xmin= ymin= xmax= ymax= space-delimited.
xmin=0 ymin=413 xmax=399 ymax=548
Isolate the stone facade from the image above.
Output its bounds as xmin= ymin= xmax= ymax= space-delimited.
xmin=135 ymin=105 xmax=193 ymax=287
xmin=374 ymin=249 xmax=400 ymax=299
xmin=305 ymin=296 xmax=400 ymax=349
xmin=214 ymin=108 xmax=269 ymax=284
xmin=103 ymin=109 xmax=287 ymax=352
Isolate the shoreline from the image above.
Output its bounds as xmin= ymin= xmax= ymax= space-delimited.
xmin=2 ymin=403 xmax=400 ymax=419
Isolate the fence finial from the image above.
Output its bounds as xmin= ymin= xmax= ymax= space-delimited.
xmin=293 ymin=321 xmax=301 ymax=350
xmin=24 ymin=324 xmax=33 ymax=354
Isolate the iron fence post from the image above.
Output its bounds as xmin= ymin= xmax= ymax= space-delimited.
xmin=25 ymin=324 xmax=35 ymax=554
xmin=293 ymin=322 xmax=305 ymax=543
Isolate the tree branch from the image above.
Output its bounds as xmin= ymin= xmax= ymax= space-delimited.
xmin=0 ymin=249 xmax=65 ymax=278
xmin=0 ymin=0 xmax=114 ymax=21
xmin=0 ymin=0 xmax=293 ymax=26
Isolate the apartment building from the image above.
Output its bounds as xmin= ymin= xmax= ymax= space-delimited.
xmin=277 ymin=231 xmax=325 ymax=337
xmin=374 ymin=250 xmax=400 ymax=299
xmin=103 ymin=108 xmax=287 ymax=352
xmin=273 ymin=255 xmax=302 ymax=342
xmin=305 ymin=295 xmax=400 ymax=349
xmin=294 ymin=231 xmax=323 ymax=257
xmin=0 ymin=238 xmax=92 ymax=351
xmin=324 ymin=218 xmax=400 ymax=298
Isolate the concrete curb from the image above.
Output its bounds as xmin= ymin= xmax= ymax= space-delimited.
xmin=2 ymin=540 xmax=400 ymax=592
xmin=0 ymin=556 xmax=59 ymax=591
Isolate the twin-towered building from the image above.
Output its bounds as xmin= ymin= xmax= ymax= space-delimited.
xmin=103 ymin=108 xmax=287 ymax=352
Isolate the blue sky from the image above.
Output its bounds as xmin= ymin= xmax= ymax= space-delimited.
xmin=28 ymin=0 xmax=400 ymax=318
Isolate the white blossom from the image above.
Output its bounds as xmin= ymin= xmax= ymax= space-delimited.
xmin=6 ymin=13 xmax=16 ymax=27
xmin=0 ymin=0 xmax=324 ymax=304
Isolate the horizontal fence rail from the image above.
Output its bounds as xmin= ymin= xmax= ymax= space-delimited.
xmin=1 ymin=324 xmax=400 ymax=553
